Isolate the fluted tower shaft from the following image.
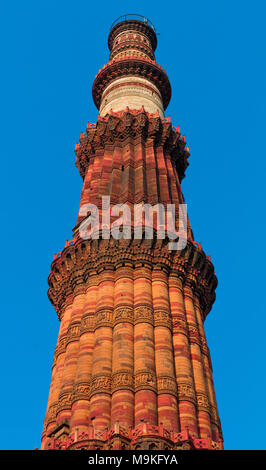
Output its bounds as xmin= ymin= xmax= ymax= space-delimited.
xmin=41 ymin=15 xmax=222 ymax=451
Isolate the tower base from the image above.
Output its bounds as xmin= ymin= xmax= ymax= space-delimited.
xmin=45 ymin=422 xmax=223 ymax=450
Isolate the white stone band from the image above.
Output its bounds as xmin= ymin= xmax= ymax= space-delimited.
xmin=99 ymin=76 xmax=164 ymax=117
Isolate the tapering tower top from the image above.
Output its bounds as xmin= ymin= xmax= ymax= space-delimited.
xmin=108 ymin=14 xmax=157 ymax=56
xmin=92 ymin=14 xmax=171 ymax=117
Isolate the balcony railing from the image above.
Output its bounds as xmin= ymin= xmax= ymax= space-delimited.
xmin=110 ymin=14 xmax=156 ymax=32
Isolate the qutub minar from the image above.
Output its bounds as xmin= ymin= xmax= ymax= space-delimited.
xmin=41 ymin=15 xmax=223 ymax=450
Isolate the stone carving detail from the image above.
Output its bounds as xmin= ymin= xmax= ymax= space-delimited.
xmin=90 ymin=375 xmax=112 ymax=397
xmin=134 ymin=305 xmax=153 ymax=325
xmin=72 ymin=381 xmax=91 ymax=403
xmin=80 ymin=314 xmax=94 ymax=334
xmin=187 ymin=325 xmax=200 ymax=345
xmin=54 ymin=335 xmax=67 ymax=359
xmin=44 ymin=423 xmax=223 ymax=450
xmin=157 ymin=376 xmax=177 ymax=396
xmin=196 ymin=392 xmax=210 ymax=413
xmin=57 ymin=392 xmax=73 ymax=412
xmin=111 ymin=371 xmax=134 ymax=392
xmin=172 ymin=317 xmax=188 ymax=335
xmin=154 ymin=310 xmax=172 ymax=329
xmin=66 ymin=323 xmax=80 ymax=345
xmin=177 ymin=382 xmax=196 ymax=404
xmin=210 ymin=405 xmax=219 ymax=425
xmin=49 ymin=239 xmax=217 ymax=323
xmin=47 ymin=403 xmax=57 ymax=424
xmin=134 ymin=371 xmax=157 ymax=392
xmin=95 ymin=309 xmax=113 ymax=329
xmin=73 ymin=283 xmax=86 ymax=296
xmin=113 ymin=306 xmax=134 ymax=326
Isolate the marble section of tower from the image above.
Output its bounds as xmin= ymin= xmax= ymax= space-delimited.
xmin=41 ymin=16 xmax=223 ymax=450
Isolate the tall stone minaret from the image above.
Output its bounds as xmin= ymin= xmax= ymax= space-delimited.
xmin=41 ymin=15 xmax=223 ymax=450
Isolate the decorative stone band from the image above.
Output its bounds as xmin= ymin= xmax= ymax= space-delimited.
xmin=90 ymin=374 xmax=112 ymax=397
xmin=92 ymin=57 xmax=171 ymax=111
xmin=46 ymin=402 xmax=57 ymax=426
xmin=72 ymin=381 xmax=91 ymax=404
xmin=94 ymin=309 xmax=113 ymax=329
xmin=57 ymin=391 xmax=73 ymax=413
xmin=80 ymin=314 xmax=94 ymax=334
xmin=134 ymin=370 xmax=157 ymax=393
xmin=110 ymin=44 xmax=155 ymax=61
xmin=196 ymin=392 xmax=211 ymax=414
xmin=210 ymin=404 xmax=221 ymax=427
xmin=90 ymin=371 xmax=159 ymax=395
xmin=157 ymin=375 xmax=177 ymax=396
xmin=109 ymin=30 xmax=155 ymax=61
xmin=101 ymin=78 xmax=162 ymax=102
xmin=108 ymin=20 xmax=157 ymax=52
xmin=187 ymin=324 xmax=201 ymax=345
xmin=52 ymin=311 xmax=185 ymax=367
xmin=65 ymin=322 xmax=80 ymax=346
xmin=172 ymin=316 xmax=188 ymax=335
xmin=48 ymin=238 xmax=217 ymax=323
xmin=53 ymin=334 xmax=67 ymax=361
xmin=111 ymin=371 xmax=134 ymax=393
xmin=99 ymin=76 xmax=164 ymax=117
xmin=113 ymin=306 xmax=134 ymax=326
xmin=47 ymin=374 xmax=179 ymax=411
xmin=154 ymin=309 xmax=172 ymax=330
xmin=134 ymin=305 xmax=154 ymax=325
xmin=177 ymin=382 xmax=197 ymax=405
xmin=45 ymin=423 xmax=223 ymax=450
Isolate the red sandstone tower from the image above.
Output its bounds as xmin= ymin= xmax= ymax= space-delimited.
xmin=41 ymin=15 xmax=223 ymax=450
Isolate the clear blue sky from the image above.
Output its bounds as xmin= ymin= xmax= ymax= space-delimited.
xmin=0 ymin=0 xmax=265 ymax=450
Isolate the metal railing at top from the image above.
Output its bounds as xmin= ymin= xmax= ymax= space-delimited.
xmin=110 ymin=14 xmax=156 ymax=32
